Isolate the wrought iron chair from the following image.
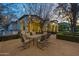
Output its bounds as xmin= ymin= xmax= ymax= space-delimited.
xmin=37 ymin=32 xmax=51 ymax=50
xmin=19 ymin=31 xmax=31 ymax=49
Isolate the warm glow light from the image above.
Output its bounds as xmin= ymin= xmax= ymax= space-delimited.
xmin=77 ymin=20 xmax=79 ymax=23
xmin=51 ymin=23 xmax=55 ymax=25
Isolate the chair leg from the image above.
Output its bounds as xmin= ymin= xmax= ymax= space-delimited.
xmin=37 ymin=41 xmax=44 ymax=50
xmin=20 ymin=35 xmax=30 ymax=49
xmin=25 ymin=41 xmax=30 ymax=48
xmin=20 ymin=41 xmax=31 ymax=49
xmin=37 ymin=40 xmax=50 ymax=50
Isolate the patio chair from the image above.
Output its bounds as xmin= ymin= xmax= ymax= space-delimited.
xmin=19 ymin=31 xmax=31 ymax=49
xmin=37 ymin=34 xmax=50 ymax=50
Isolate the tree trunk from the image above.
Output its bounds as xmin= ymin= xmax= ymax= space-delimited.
xmin=71 ymin=3 xmax=77 ymax=32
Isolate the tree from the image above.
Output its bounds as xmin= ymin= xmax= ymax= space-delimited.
xmin=71 ymin=3 xmax=78 ymax=32
xmin=22 ymin=3 xmax=54 ymax=20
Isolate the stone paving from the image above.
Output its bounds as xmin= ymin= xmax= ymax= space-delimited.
xmin=0 ymin=35 xmax=79 ymax=56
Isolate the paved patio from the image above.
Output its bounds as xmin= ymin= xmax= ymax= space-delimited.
xmin=0 ymin=35 xmax=79 ymax=56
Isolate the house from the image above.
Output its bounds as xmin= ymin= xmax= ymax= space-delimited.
xmin=18 ymin=15 xmax=43 ymax=34
xmin=48 ymin=20 xmax=58 ymax=33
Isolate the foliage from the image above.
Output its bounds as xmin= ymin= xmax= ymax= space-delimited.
xmin=58 ymin=22 xmax=71 ymax=32
xmin=56 ymin=32 xmax=79 ymax=43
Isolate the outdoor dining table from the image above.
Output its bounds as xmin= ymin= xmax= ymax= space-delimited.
xmin=25 ymin=32 xmax=47 ymax=48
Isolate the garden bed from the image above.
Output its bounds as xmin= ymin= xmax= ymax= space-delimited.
xmin=0 ymin=31 xmax=20 ymax=41
xmin=56 ymin=32 xmax=79 ymax=43
xmin=0 ymin=34 xmax=20 ymax=41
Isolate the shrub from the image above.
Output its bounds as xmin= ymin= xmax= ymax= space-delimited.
xmin=56 ymin=32 xmax=79 ymax=43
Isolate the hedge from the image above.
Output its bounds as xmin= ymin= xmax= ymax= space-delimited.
xmin=0 ymin=34 xmax=20 ymax=41
xmin=56 ymin=32 xmax=79 ymax=43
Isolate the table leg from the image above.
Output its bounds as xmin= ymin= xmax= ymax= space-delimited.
xmin=33 ymin=38 xmax=34 ymax=46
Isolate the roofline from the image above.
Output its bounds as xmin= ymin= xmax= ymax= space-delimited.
xmin=18 ymin=15 xmax=43 ymax=21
